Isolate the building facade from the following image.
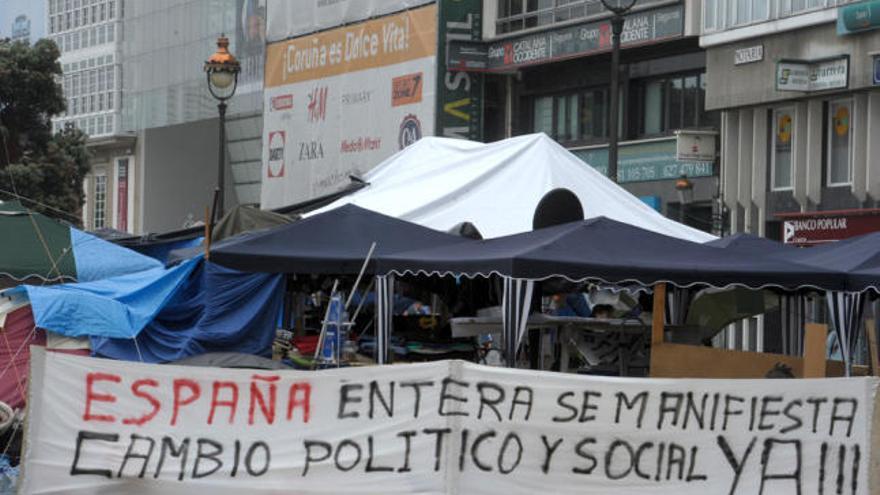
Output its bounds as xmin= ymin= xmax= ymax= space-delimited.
xmin=49 ymin=0 xmax=266 ymax=234
xmin=702 ymin=0 xmax=880 ymax=243
xmin=474 ymin=0 xmax=718 ymax=232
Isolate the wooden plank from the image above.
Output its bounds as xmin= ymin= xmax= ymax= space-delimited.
xmin=650 ymin=342 xmax=846 ymax=378
xmin=866 ymin=319 xmax=879 ymax=377
xmin=651 ymin=283 xmax=666 ymax=345
xmin=803 ymin=323 xmax=828 ymax=378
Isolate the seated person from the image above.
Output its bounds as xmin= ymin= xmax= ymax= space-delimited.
xmin=591 ymin=304 xmax=614 ymax=319
xmin=551 ymin=292 xmax=591 ymax=317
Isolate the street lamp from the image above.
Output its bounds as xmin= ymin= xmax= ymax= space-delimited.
xmin=204 ymin=35 xmax=240 ymax=220
xmin=675 ymin=174 xmax=694 ymax=224
xmin=600 ymin=0 xmax=637 ymax=183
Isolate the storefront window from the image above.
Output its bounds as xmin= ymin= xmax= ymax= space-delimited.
xmin=580 ymin=88 xmax=607 ymax=141
xmin=827 ymin=99 xmax=853 ymax=186
xmin=534 ymin=96 xmax=553 ymax=136
xmin=772 ymin=107 xmax=794 ymax=191
xmin=643 ymin=81 xmax=664 ymax=135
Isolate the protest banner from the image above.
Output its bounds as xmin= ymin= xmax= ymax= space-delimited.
xmin=20 ymin=348 xmax=880 ymax=494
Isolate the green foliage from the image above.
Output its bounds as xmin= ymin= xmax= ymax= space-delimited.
xmin=0 ymin=38 xmax=90 ymax=225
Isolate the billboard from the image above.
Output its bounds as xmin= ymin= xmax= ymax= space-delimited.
xmin=261 ymin=5 xmax=438 ymax=208
xmin=0 ymin=0 xmax=46 ymax=43
xmin=266 ymin=0 xmax=434 ymax=42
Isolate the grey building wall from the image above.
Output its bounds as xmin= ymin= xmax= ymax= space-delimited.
xmin=138 ymin=118 xmax=231 ymax=233
xmin=705 ymin=22 xmax=880 ymax=111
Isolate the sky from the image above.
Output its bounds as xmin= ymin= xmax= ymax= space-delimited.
xmin=0 ymin=0 xmax=46 ymax=43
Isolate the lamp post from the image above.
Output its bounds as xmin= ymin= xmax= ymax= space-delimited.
xmin=675 ymin=175 xmax=694 ymax=225
xmin=204 ymin=35 xmax=240 ymax=220
xmin=600 ymin=0 xmax=637 ymax=183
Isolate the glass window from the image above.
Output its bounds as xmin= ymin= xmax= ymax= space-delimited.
xmin=93 ymin=174 xmax=107 ymax=229
xmin=682 ymin=76 xmax=699 ymax=129
xmin=643 ymin=80 xmax=665 ymax=135
xmin=772 ymin=107 xmax=795 ymax=190
xmin=827 ymin=99 xmax=853 ymax=186
xmin=669 ymin=78 xmax=683 ymax=131
xmin=704 ymin=0 xmax=718 ymax=31
xmin=554 ymin=94 xmax=579 ymax=142
xmin=580 ymin=88 xmax=607 ymax=141
xmin=533 ymin=96 xmax=553 ymax=136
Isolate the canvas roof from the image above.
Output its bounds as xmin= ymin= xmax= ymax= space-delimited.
xmin=309 ymin=133 xmax=715 ymax=242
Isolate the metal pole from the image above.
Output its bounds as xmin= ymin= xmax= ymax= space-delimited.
xmin=217 ymin=100 xmax=227 ymax=221
xmin=607 ymin=14 xmax=624 ymax=183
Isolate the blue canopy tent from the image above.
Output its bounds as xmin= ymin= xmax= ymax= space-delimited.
xmin=206 ymin=204 xmax=474 ymax=364
xmin=376 ymin=217 xmax=848 ymax=367
xmin=705 ymin=231 xmax=880 ymax=373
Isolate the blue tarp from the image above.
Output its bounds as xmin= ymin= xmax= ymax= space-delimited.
xmin=91 ymin=260 xmax=284 ymax=363
xmin=17 ymin=257 xmax=200 ymax=338
xmin=70 ymin=228 xmax=163 ymax=281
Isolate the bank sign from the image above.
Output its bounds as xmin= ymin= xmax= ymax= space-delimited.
xmin=776 ymin=56 xmax=849 ymax=92
xmin=447 ymin=5 xmax=683 ymax=72
xmin=781 ymin=210 xmax=880 ymax=245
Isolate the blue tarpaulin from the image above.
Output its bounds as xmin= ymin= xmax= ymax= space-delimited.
xmin=70 ymin=228 xmax=163 ymax=281
xmin=17 ymin=257 xmax=200 ymax=338
xmin=91 ymin=260 xmax=284 ymax=363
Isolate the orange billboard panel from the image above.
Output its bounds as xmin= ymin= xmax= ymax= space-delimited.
xmin=265 ymin=4 xmax=437 ymax=88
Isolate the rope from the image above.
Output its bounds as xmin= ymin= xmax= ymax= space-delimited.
xmin=0 ymin=328 xmax=27 ymax=407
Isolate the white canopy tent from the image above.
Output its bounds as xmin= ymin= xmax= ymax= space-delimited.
xmin=310 ymin=133 xmax=715 ymax=242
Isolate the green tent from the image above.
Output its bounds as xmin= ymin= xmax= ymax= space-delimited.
xmin=0 ymin=201 xmax=161 ymax=288
xmin=0 ymin=201 xmax=77 ymax=286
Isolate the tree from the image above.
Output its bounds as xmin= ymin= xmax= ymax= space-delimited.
xmin=0 ymin=38 xmax=90 ymax=225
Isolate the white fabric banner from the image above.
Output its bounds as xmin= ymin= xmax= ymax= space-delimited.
xmin=266 ymin=0 xmax=435 ymax=42
xmin=22 ymin=349 xmax=879 ymax=494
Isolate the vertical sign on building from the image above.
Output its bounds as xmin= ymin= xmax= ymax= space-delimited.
xmin=116 ymin=158 xmax=128 ymax=232
xmin=436 ymin=0 xmax=483 ymax=141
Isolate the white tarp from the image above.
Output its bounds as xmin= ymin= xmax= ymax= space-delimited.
xmin=266 ymin=0 xmax=434 ymax=42
xmin=21 ymin=349 xmax=878 ymax=494
xmin=309 ymin=133 xmax=716 ymax=242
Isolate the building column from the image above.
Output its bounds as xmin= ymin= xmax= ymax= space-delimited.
xmin=794 ymin=101 xmax=810 ymax=209
xmin=737 ymin=109 xmax=754 ymax=232
xmin=867 ymin=91 xmax=880 ymax=202
xmin=751 ymin=107 xmax=768 ymax=236
xmin=805 ymin=99 xmax=823 ymax=208
xmin=853 ymin=92 xmax=869 ymax=203
xmin=722 ymin=110 xmax=740 ymax=233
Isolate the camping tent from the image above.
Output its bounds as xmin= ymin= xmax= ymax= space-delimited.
xmin=210 ymin=204 xmax=472 ymax=274
xmin=0 ymin=201 xmax=160 ymax=286
xmin=309 ymin=133 xmax=714 ymax=242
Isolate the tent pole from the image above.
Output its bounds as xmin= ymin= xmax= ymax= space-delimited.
xmin=204 ymin=206 xmax=212 ymax=261
xmin=865 ymin=319 xmax=878 ymax=376
xmin=345 ymin=242 xmax=377 ymax=311
xmin=803 ymin=323 xmax=828 ymax=378
xmin=651 ymin=283 xmax=666 ymax=346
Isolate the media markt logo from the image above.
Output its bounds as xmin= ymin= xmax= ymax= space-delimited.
xmin=267 ymin=131 xmax=285 ymax=178
xmin=398 ymin=114 xmax=422 ymax=150
xmin=307 ymin=86 xmax=328 ymax=123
